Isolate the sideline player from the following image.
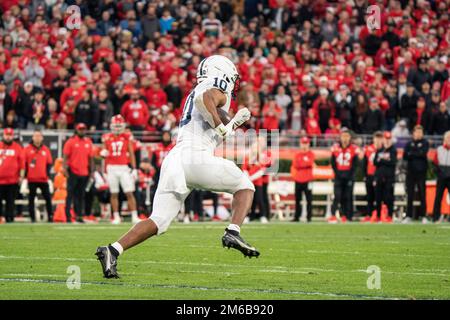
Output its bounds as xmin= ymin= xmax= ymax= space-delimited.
xmin=100 ymin=115 xmax=140 ymax=224
xmin=329 ymin=129 xmax=360 ymax=223
xmin=96 ymin=55 xmax=258 ymax=278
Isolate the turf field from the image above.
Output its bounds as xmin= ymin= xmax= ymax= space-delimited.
xmin=0 ymin=222 xmax=449 ymax=300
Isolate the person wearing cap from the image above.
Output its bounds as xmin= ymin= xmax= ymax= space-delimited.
xmin=120 ymin=89 xmax=149 ymax=131
xmin=290 ymin=136 xmax=315 ymax=222
xmin=400 ymin=82 xmax=419 ymax=119
xmin=0 ymin=128 xmax=24 ymax=223
xmin=410 ymin=96 xmax=432 ymax=133
xmin=403 ymin=125 xmax=429 ymax=223
xmin=361 ymin=131 xmax=384 ymax=222
xmin=25 ymin=88 xmax=48 ymax=130
xmin=362 ymin=98 xmax=384 ymax=134
xmin=407 ymin=57 xmax=432 ymax=91
xmin=329 ymin=129 xmax=360 ymax=223
xmin=22 ymin=130 xmax=53 ymax=222
xmin=373 ymin=131 xmax=397 ymax=222
xmin=62 ymin=123 xmax=95 ymax=223
xmin=432 ymin=131 xmax=450 ymax=223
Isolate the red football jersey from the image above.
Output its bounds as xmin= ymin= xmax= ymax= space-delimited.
xmin=23 ymin=144 xmax=53 ymax=183
xmin=0 ymin=141 xmax=24 ymax=185
xmin=364 ymin=144 xmax=377 ymax=176
xmin=331 ymin=143 xmax=359 ymax=171
xmin=291 ymin=150 xmax=315 ymax=183
xmin=151 ymin=142 xmax=175 ymax=168
xmin=102 ymin=133 xmax=132 ymax=166
xmin=242 ymin=158 xmax=264 ymax=187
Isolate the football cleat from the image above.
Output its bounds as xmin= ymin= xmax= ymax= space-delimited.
xmin=222 ymin=228 xmax=260 ymax=258
xmin=95 ymin=246 xmax=120 ymax=279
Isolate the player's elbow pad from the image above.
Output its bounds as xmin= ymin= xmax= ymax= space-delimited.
xmin=194 ymin=93 xmax=215 ymax=128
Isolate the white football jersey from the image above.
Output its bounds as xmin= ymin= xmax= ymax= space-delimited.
xmin=176 ymin=78 xmax=231 ymax=151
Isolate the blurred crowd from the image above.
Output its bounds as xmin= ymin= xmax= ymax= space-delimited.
xmin=0 ymin=0 xmax=449 ymax=138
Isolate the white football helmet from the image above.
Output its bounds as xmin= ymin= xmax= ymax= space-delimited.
xmin=196 ymin=55 xmax=240 ymax=98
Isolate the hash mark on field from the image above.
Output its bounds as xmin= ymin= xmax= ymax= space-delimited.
xmin=0 ymin=277 xmax=402 ymax=300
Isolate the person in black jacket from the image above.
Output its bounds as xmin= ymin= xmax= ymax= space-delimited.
xmin=399 ymin=83 xmax=419 ymax=119
xmin=409 ymin=97 xmax=432 ymax=133
xmin=403 ymin=125 xmax=429 ymax=223
xmin=430 ymin=101 xmax=450 ymax=135
xmin=74 ymin=90 xmax=99 ymax=130
xmin=407 ymin=57 xmax=432 ymax=91
xmin=374 ymin=131 xmax=397 ymax=221
xmin=432 ymin=131 xmax=450 ymax=222
xmin=362 ymin=97 xmax=384 ymax=134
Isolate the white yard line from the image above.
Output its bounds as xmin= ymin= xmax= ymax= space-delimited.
xmin=1 ymin=255 xmax=449 ymax=277
xmin=0 ymin=277 xmax=402 ymax=300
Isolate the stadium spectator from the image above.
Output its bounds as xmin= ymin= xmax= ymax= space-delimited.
xmin=0 ymin=128 xmax=23 ymax=223
xmin=0 ymin=81 xmax=14 ymax=125
xmin=290 ymin=136 xmax=314 ymax=222
xmin=374 ymin=131 xmax=397 ymax=223
xmin=403 ymin=125 xmax=430 ymax=223
xmin=121 ymin=88 xmax=149 ymax=131
xmin=23 ymin=130 xmax=53 ymax=223
xmin=430 ymin=101 xmax=450 ymax=135
xmin=74 ymin=90 xmax=99 ymax=131
xmin=329 ymin=129 xmax=359 ymax=223
xmin=362 ymin=98 xmax=384 ymax=134
xmin=362 ymin=131 xmax=383 ymax=222
xmin=63 ymin=123 xmax=94 ymax=223
xmin=24 ymin=55 xmax=44 ymax=88
xmin=410 ymin=97 xmax=432 ymax=133
xmin=432 ymin=131 xmax=450 ymax=223
xmin=25 ymin=88 xmax=48 ymax=130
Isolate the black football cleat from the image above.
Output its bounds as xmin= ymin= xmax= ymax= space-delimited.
xmin=95 ymin=246 xmax=120 ymax=278
xmin=222 ymin=228 xmax=260 ymax=258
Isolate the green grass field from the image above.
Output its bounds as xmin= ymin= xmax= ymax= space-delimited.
xmin=0 ymin=222 xmax=449 ymax=300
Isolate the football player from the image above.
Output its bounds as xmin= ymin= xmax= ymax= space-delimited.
xmin=96 ymin=55 xmax=257 ymax=278
xmin=100 ymin=115 xmax=140 ymax=224
xmin=329 ymin=129 xmax=360 ymax=223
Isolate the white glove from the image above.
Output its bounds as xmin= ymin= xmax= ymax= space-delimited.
xmin=20 ymin=178 xmax=29 ymax=195
xmin=99 ymin=149 xmax=109 ymax=158
xmin=48 ymin=179 xmax=54 ymax=194
xmin=231 ymin=107 xmax=251 ymax=128
xmin=215 ymin=108 xmax=251 ymax=138
xmin=214 ymin=123 xmax=233 ymax=138
xmin=131 ymin=169 xmax=138 ymax=181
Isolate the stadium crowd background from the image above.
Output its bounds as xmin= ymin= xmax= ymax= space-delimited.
xmin=0 ymin=0 xmax=449 ymax=135
xmin=1 ymin=0 xmax=450 ymax=223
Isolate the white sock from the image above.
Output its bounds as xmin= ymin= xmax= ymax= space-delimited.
xmin=131 ymin=210 xmax=138 ymax=220
xmin=227 ymin=224 xmax=240 ymax=233
xmin=113 ymin=212 xmax=120 ymax=220
xmin=111 ymin=242 xmax=124 ymax=256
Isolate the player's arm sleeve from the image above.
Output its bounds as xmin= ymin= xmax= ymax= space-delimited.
xmin=128 ymin=141 xmax=136 ymax=169
xmin=194 ymin=88 xmax=225 ymax=128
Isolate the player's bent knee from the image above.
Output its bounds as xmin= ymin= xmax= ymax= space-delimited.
xmin=234 ymin=175 xmax=255 ymax=193
xmin=149 ymin=216 xmax=169 ymax=235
